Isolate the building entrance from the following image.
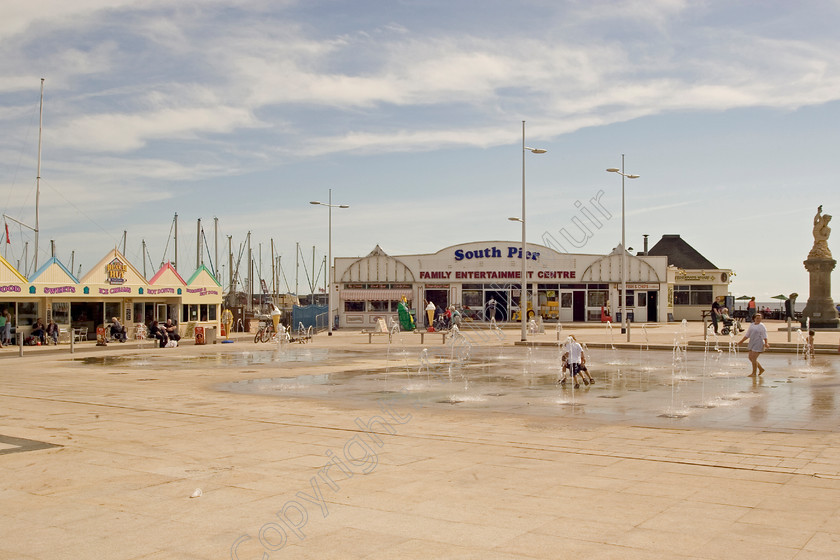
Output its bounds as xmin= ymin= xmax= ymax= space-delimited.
xmin=484 ymin=290 xmax=508 ymax=322
xmin=647 ymin=291 xmax=658 ymax=322
xmin=424 ymin=289 xmax=448 ymax=326
xmin=573 ymin=291 xmax=586 ymax=322
xmin=70 ymin=302 xmax=104 ymax=340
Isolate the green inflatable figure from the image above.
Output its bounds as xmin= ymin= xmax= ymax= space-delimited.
xmin=397 ymin=298 xmax=415 ymax=331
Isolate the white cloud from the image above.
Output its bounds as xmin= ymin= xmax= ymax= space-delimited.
xmin=51 ymin=106 xmax=259 ymax=152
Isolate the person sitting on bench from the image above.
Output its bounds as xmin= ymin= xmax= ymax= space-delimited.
xmin=31 ymin=318 xmax=47 ymax=345
xmin=110 ymin=317 xmax=127 ymax=342
xmin=164 ymin=319 xmax=181 ymax=342
xmin=148 ymin=320 xmax=168 ymax=348
xmin=46 ymin=319 xmax=60 ymax=345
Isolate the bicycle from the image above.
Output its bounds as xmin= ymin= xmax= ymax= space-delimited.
xmin=254 ymin=320 xmax=275 ymax=343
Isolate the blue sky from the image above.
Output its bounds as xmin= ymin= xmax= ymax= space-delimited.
xmin=1 ymin=0 xmax=838 ymax=301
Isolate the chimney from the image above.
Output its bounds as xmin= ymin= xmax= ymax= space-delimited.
xmin=643 ymin=234 xmax=649 ymax=255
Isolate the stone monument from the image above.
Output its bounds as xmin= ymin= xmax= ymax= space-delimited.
xmin=801 ymin=205 xmax=839 ymax=328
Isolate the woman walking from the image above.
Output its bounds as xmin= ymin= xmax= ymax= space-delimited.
xmin=738 ymin=313 xmax=769 ymax=376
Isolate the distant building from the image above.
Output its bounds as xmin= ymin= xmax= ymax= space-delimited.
xmin=332 ymin=235 xmax=732 ymax=328
xmin=0 ymin=248 xmax=222 ymax=341
xmin=646 ymin=234 xmax=733 ymax=321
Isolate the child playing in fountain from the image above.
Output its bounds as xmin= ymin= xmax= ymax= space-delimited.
xmin=558 ymin=335 xmax=593 ymax=389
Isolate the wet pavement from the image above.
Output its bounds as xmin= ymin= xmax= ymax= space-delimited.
xmin=3 ymin=326 xmax=840 ymax=559
xmin=212 ymin=345 xmax=840 ymax=431
xmin=70 ymin=340 xmax=840 ymax=432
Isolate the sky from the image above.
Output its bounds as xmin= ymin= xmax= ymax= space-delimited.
xmin=1 ymin=0 xmax=839 ymax=301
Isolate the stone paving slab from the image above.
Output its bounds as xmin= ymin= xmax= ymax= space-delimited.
xmin=0 ymin=326 xmax=839 ymax=558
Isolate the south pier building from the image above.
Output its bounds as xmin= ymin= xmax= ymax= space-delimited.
xmin=333 ymin=235 xmax=732 ymax=329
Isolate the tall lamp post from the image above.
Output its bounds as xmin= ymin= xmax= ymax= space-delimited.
xmin=606 ymin=155 xmax=639 ymax=342
xmin=509 ymin=121 xmax=547 ymax=342
xmin=310 ymin=189 xmax=349 ymax=336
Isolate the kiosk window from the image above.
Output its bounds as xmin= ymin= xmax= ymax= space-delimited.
xmin=52 ymin=302 xmax=70 ymax=325
xmin=345 ymin=301 xmax=364 ymax=312
xmin=587 ymin=290 xmax=608 ymax=307
xmin=674 ymin=285 xmax=712 ymax=305
xmin=368 ymin=300 xmax=390 ymax=312
xmin=463 ymin=290 xmax=482 ymax=308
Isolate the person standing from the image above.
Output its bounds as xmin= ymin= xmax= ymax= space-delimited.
xmin=2 ymin=309 xmax=10 ymax=345
xmin=450 ymin=305 xmax=462 ymax=329
xmin=738 ymin=313 xmax=769 ymax=376
xmin=747 ymin=297 xmax=756 ymax=322
xmin=487 ymin=298 xmax=497 ymax=322
xmin=711 ymin=297 xmax=723 ymax=334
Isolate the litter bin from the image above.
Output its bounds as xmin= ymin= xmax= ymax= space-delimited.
xmin=615 ymin=311 xmax=635 ymax=323
xmin=205 ymin=326 xmax=217 ymax=344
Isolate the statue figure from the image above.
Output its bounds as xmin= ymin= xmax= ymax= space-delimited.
xmin=397 ymin=297 xmax=415 ymax=331
xmin=814 ymin=205 xmax=831 ymax=241
xmin=809 ymin=205 xmax=833 ymax=259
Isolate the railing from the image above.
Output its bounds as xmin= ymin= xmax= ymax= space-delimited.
xmin=314 ymin=312 xmax=328 ymax=333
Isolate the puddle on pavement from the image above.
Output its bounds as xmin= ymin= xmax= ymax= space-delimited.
xmin=74 ymin=343 xmax=840 ymax=430
xmin=212 ymin=346 xmax=840 ymax=430
xmin=74 ymin=348 xmax=361 ymax=368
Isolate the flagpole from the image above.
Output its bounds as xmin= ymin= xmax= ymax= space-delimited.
xmin=34 ymin=78 xmax=44 ymax=273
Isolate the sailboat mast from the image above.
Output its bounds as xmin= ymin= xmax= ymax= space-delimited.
xmin=196 ymin=218 xmax=201 ymax=269
xmin=34 ymin=78 xmax=44 ymax=272
xmin=214 ymin=217 xmax=219 ymax=281
xmin=173 ymin=212 xmax=179 ymax=271
xmin=227 ymin=235 xmax=233 ymax=296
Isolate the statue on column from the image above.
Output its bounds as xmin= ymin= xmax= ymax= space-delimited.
xmin=802 ymin=205 xmax=839 ymax=328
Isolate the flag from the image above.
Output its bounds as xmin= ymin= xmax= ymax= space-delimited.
xmin=4 ymin=223 xmax=9 ymax=244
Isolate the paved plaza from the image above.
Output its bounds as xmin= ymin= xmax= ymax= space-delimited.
xmin=2 ymin=321 xmax=840 ymax=559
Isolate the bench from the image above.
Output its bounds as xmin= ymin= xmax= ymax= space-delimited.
xmin=362 ymin=318 xmax=391 ymax=343
xmin=363 ymin=331 xmax=392 ymax=343
xmin=416 ymin=330 xmax=448 ymax=345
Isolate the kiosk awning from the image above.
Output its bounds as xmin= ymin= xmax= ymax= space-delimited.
xmin=341 ymin=289 xmax=413 ymax=301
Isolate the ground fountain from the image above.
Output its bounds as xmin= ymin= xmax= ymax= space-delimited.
xmin=660 ymin=334 xmax=690 ymax=418
xmin=76 ymin=327 xmax=840 ymax=431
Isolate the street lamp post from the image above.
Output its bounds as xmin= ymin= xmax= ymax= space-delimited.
xmin=310 ymin=190 xmax=349 ymax=336
xmin=606 ymin=155 xmax=639 ymax=342
xmin=511 ymin=121 xmax=547 ymax=342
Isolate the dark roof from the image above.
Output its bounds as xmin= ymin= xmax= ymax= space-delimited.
xmin=646 ymin=234 xmax=717 ymax=269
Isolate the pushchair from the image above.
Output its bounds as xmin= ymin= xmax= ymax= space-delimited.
xmin=433 ymin=314 xmax=450 ymax=331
